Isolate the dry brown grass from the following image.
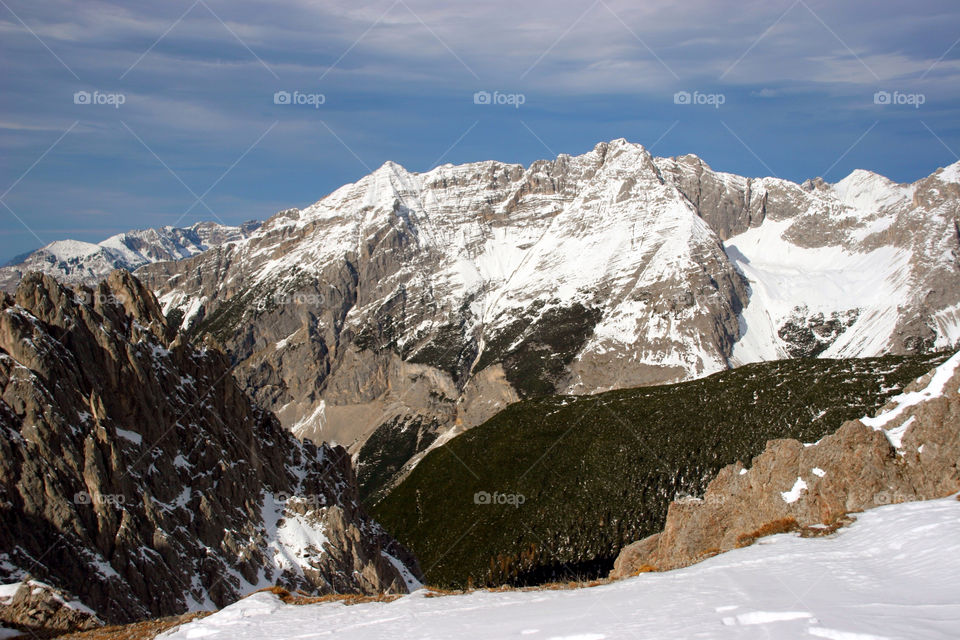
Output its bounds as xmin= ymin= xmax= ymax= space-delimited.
xmin=421 ymin=577 xmax=614 ymax=598
xmin=251 ymin=586 xmax=401 ymax=607
xmin=423 ymin=588 xmax=467 ymax=598
xmin=631 ymin=564 xmax=659 ymax=576
xmin=735 ymin=517 xmax=800 ymax=548
xmin=515 ymin=578 xmax=613 ymax=592
xmin=696 ymin=548 xmax=722 ymax=561
xmin=54 ymin=612 xmax=211 ymax=640
xmin=798 ymin=515 xmax=856 ymax=538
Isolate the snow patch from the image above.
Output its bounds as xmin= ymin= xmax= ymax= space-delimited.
xmin=0 ymin=583 xmax=20 ymax=603
xmin=733 ymin=610 xmax=813 ymax=625
xmin=726 ymin=218 xmax=912 ymax=364
xmin=883 ymin=416 xmax=915 ymax=450
xmin=115 ymin=428 xmax=143 ymax=446
xmin=381 ymin=551 xmax=423 ymax=592
xmin=781 ymin=477 xmax=808 ymax=504
xmin=862 ymin=351 xmax=960 ymax=430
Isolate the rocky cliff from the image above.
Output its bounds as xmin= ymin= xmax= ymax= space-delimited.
xmin=0 ymin=271 xmax=421 ymax=628
xmin=611 ymin=351 xmax=960 ymax=577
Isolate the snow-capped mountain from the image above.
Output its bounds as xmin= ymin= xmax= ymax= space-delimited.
xmin=133 ymin=140 xmax=960 ymax=493
xmin=0 ymin=272 xmax=420 ymax=626
xmin=0 ymin=220 xmax=260 ymax=293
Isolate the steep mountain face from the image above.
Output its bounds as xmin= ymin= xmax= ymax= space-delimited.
xmin=0 ymin=221 xmax=261 ymax=293
xmin=134 ymin=140 xmax=960 ymax=494
xmin=0 ymin=271 xmax=420 ymax=626
xmin=611 ymin=350 xmax=960 ymax=576
xmin=372 ymin=353 xmax=944 ymax=587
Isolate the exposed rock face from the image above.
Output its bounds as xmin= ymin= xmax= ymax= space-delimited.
xmin=122 ymin=143 xmax=960 ymax=496
xmin=0 ymin=579 xmax=102 ymax=636
xmin=776 ymin=306 xmax=861 ymax=358
xmin=0 ymin=271 xmax=421 ymax=626
xmin=655 ymin=153 xmax=770 ymax=240
xmin=0 ymin=221 xmax=260 ymax=293
xmin=611 ymin=351 xmax=960 ymax=577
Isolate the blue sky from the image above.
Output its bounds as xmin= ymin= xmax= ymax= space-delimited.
xmin=1 ymin=0 xmax=959 ymax=262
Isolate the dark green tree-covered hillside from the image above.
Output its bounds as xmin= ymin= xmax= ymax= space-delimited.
xmin=372 ymin=353 xmax=948 ymax=588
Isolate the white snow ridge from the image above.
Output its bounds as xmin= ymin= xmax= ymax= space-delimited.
xmin=161 ymin=496 xmax=960 ymax=640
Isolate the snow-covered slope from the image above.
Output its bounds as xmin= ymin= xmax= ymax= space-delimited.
xmin=162 ymin=495 xmax=960 ymax=640
xmin=723 ymin=162 xmax=960 ymax=363
xmin=0 ymin=220 xmax=260 ymax=292
xmin=725 ymin=218 xmax=913 ymax=363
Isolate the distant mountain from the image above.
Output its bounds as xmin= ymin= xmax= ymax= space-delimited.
xmin=131 ymin=140 xmax=960 ymax=499
xmin=0 ymin=271 xmax=420 ymax=629
xmin=0 ymin=220 xmax=261 ymax=292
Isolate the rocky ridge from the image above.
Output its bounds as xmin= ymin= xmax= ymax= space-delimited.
xmin=0 ymin=271 xmax=421 ymax=627
xmin=611 ymin=350 xmax=960 ymax=577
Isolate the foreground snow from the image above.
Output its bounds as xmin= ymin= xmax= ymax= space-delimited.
xmin=163 ymin=496 xmax=960 ymax=639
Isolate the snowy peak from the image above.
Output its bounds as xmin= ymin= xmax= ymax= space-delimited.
xmin=933 ymin=160 xmax=960 ymax=185
xmin=42 ymin=239 xmax=104 ymax=261
xmin=831 ymin=168 xmax=912 ymax=212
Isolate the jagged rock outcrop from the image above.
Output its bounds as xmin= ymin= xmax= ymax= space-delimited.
xmin=0 ymin=271 xmax=421 ymax=627
xmin=0 ymin=579 xmax=102 ymax=637
xmin=611 ymin=351 xmax=960 ymax=577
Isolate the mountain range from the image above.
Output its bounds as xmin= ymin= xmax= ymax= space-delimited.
xmin=5 ymin=140 xmax=959 ymax=500
xmin=1 ymin=138 xmax=959 ymax=637
xmin=129 ymin=140 xmax=960 ymax=496
xmin=0 ymin=221 xmax=260 ymax=293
